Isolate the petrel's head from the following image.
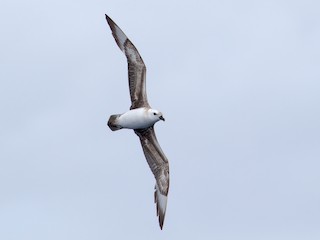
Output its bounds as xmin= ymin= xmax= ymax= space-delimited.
xmin=149 ymin=109 xmax=165 ymax=122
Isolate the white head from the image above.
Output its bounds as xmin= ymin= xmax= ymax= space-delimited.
xmin=148 ymin=109 xmax=165 ymax=123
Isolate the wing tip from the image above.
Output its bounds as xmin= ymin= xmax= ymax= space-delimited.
xmin=105 ymin=13 xmax=127 ymax=52
xmin=105 ymin=14 xmax=113 ymax=26
xmin=154 ymin=184 xmax=168 ymax=230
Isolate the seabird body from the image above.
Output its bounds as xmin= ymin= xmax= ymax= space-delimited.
xmin=105 ymin=14 xmax=170 ymax=230
xmin=108 ymin=107 xmax=164 ymax=130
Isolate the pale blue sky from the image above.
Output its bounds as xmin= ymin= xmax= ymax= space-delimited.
xmin=1 ymin=0 xmax=320 ymax=239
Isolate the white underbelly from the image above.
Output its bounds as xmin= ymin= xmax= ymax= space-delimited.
xmin=118 ymin=108 xmax=153 ymax=129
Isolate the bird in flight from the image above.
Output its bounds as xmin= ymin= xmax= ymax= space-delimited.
xmin=105 ymin=14 xmax=170 ymax=230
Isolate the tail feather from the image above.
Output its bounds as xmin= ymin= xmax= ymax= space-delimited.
xmin=107 ymin=114 xmax=122 ymax=131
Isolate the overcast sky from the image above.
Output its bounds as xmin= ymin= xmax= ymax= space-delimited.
xmin=1 ymin=0 xmax=320 ymax=239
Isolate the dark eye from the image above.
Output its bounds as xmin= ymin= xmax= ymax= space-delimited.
xmin=153 ymin=113 xmax=157 ymax=115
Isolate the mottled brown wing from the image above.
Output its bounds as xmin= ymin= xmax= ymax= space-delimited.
xmin=105 ymin=15 xmax=150 ymax=109
xmin=135 ymin=127 xmax=170 ymax=229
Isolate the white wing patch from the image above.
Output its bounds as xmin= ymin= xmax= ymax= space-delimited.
xmin=125 ymin=44 xmax=143 ymax=65
xmin=113 ymin=25 xmax=127 ymax=51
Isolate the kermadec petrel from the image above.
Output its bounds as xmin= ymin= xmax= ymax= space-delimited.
xmin=105 ymin=14 xmax=170 ymax=230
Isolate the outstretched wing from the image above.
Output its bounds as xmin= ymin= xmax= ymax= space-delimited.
xmin=105 ymin=15 xmax=150 ymax=109
xmin=134 ymin=127 xmax=170 ymax=230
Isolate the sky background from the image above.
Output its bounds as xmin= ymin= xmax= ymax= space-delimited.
xmin=1 ymin=0 xmax=320 ymax=239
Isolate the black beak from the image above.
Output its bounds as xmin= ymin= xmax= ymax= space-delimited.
xmin=159 ymin=116 xmax=165 ymax=121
